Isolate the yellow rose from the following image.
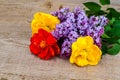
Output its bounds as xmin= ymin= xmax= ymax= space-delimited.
xmin=70 ymin=36 xmax=102 ymax=66
xmin=31 ymin=12 xmax=60 ymax=35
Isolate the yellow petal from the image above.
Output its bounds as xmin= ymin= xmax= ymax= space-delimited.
xmin=75 ymin=56 xmax=88 ymax=66
xmin=70 ymin=36 xmax=102 ymax=67
xmin=85 ymin=36 xmax=94 ymax=45
xmin=31 ymin=12 xmax=60 ymax=35
xmin=87 ymin=45 xmax=102 ymax=65
xmin=77 ymin=37 xmax=87 ymax=49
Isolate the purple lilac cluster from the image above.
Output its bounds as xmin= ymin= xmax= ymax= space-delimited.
xmin=51 ymin=8 xmax=70 ymax=22
xmin=87 ymin=16 xmax=108 ymax=47
xmin=51 ymin=7 xmax=108 ymax=58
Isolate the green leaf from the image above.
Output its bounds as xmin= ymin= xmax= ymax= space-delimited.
xmin=110 ymin=18 xmax=116 ymax=24
xmin=108 ymin=44 xmax=120 ymax=55
xmin=118 ymin=39 xmax=120 ymax=44
xmin=97 ymin=10 xmax=107 ymax=15
xmin=83 ymin=2 xmax=101 ymax=12
xmin=102 ymin=33 xmax=110 ymax=38
xmin=86 ymin=10 xmax=106 ymax=17
xmin=107 ymin=8 xmax=120 ymax=19
xmin=101 ymin=42 xmax=108 ymax=55
xmin=105 ymin=25 xmax=112 ymax=33
xmin=110 ymin=20 xmax=120 ymax=37
xmin=106 ymin=38 xmax=119 ymax=44
xmin=99 ymin=0 xmax=110 ymax=5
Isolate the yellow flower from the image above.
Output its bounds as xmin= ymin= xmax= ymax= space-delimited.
xmin=70 ymin=36 xmax=102 ymax=66
xmin=31 ymin=12 xmax=60 ymax=35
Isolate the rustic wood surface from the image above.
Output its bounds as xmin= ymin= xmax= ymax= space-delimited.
xmin=0 ymin=0 xmax=120 ymax=80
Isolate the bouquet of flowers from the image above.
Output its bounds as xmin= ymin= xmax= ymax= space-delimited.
xmin=29 ymin=0 xmax=120 ymax=67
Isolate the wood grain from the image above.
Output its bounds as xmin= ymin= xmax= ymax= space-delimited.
xmin=0 ymin=0 xmax=120 ymax=80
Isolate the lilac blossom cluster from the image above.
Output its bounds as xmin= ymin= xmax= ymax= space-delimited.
xmin=87 ymin=16 xmax=108 ymax=48
xmin=51 ymin=7 xmax=108 ymax=58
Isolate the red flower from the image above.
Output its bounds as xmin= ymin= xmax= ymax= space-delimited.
xmin=29 ymin=29 xmax=60 ymax=60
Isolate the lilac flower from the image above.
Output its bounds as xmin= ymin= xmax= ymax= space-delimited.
xmin=60 ymin=39 xmax=72 ymax=58
xmin=51 ymin=7 xmax=108 ymax=58
xmin=68 ymin=31 xmax=79 ymax=42
xmin=86 ymin=16 xmax=108 ymax=48
xmin=66 ymin=12 xmax=75 ymax=23
xmin=51 ymin=8 xmax=69 ymax=22
xmin=52 ymin=21 xmax=74 ymax=39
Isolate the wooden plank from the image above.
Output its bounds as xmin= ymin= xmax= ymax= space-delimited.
xmin=0 ymin=0 xmax=120 ymax=80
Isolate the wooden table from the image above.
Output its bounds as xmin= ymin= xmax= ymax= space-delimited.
xmin=0 ymin=0 xmax=120 ymax=80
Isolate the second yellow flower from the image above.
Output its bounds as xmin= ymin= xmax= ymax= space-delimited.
xmin=70 ymin=36 xmax=102 ymax=66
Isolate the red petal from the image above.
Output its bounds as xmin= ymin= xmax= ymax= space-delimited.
xmin=38 ymin=48 xmax=49 ymax=59
xmin=38 ymin=29 xmax=49 ymax=38
xmin=52 ymin=44 xmax=60 ymax=55
xmin=29 ymin=43 xmax=40 ymax=55
xmin=47 ymin=36 xmax=56 ymax=45
xmin=29 ymin=29 xmax=59 ymax=60
xmin=49 ymin=47 xmax=55 ymax=57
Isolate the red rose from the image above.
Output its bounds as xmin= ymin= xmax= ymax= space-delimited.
xmin=29 ymin=29 xmax=60 ymax=60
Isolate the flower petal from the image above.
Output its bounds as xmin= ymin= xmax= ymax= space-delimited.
xmin=70 ymin=36 xmax=102 ymax=66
